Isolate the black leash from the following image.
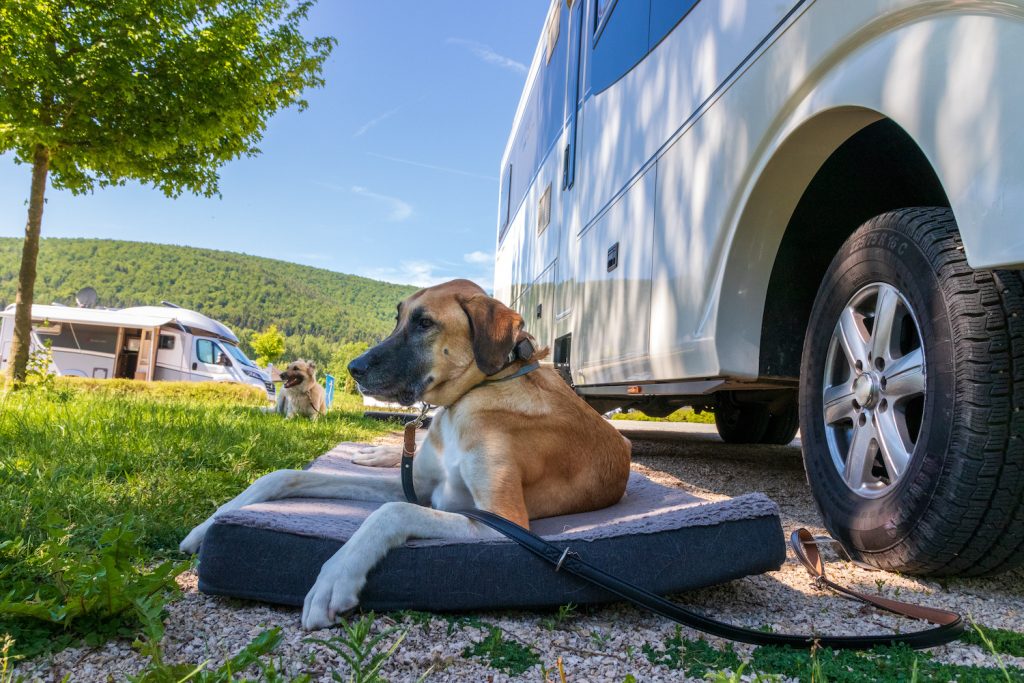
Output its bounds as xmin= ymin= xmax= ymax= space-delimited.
xmin=396 ymin=368 xmax=965 ymax=650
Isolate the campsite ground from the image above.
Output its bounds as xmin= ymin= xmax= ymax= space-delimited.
xmin=4 ymin=389 xmax=1023 ymax=682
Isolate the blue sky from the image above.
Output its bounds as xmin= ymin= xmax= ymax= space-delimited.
xmin=0 ymin=1 xmax=549 ymax=291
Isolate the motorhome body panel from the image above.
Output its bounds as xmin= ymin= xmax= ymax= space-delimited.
xmin=497 ymin=0 xmax=1024 ymax=391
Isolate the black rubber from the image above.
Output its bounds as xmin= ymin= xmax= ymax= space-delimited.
xmin=714 ymin=394 xmax=770 ymax=444
xmin=800 ymin=207 xmax=1024 ymax=576
xmin=760 ymin=396 xmax=800 ymax=445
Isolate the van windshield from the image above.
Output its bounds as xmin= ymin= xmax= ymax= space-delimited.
xmin=224 ymin=343 xmax=257 ymax=368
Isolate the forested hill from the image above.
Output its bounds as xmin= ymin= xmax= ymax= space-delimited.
xmin=0 ymin=238 xmax=417 ymax=344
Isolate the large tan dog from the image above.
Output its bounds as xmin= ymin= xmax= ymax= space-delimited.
xmin=180 ymin=279 xmax=630 ymax=629
xmin=275 ymin=359 xmax=327 ymax=419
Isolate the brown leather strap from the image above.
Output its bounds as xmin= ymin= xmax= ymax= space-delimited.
xmin=790 ymin=529 xmax=961 ymax=625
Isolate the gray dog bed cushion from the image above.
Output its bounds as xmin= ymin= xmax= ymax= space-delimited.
xmin=197 ymin=443 xmax=786 ymax=612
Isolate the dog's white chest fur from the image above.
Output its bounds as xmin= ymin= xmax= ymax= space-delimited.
xmin=417 ymin=412 xmax=476 ymax=511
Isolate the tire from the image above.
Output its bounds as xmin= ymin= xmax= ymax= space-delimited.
xmin=714 ymin=393 xmax=770 ymax=444
xmin=800 ymin=207 xmax=1024 ymax=576
xmin=761 ymin=397 xmax=800 ymax=445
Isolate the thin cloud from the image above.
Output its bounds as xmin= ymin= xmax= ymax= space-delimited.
xmin=367 ymin=152 xmax=497 ymax=181
xmin=351 ymin=185 xmax=413 ymax=222
xmin=362 ymin=261 xmax=449 ymax=288
xmin=447 ymin=38 xmax=527 ymax=75
xmin=463 ymin=250 xmax=493 ymax=265
xmin=354 ymin=105 xmax=402 ymax=138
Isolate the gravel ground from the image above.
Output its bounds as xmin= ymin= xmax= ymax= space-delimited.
xmin=14 ymin=421 xmax=1024 ymax=682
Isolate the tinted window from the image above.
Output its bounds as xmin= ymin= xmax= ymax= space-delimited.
xmin=37 ymin=323 xmax=118 ymax=353
xmin=649 ymin=0 xmax=700 ymax=48
xmin=196 ymin=339 xmax=223 ymax=365
xmin=498 ymin=164 xmax=513 ymax=240
xmin=158 ymin=334 xmax=175 ymax=350
xmin=590 ymin=0 xmax=650 ymax=94
xmin=500 ymin=3 xmax=569 ymax=242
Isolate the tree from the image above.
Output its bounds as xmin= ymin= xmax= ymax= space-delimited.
xmin=0 ymin=1 xmax=333 ymax=383
xmin=331 ymin=341 xmax=369 ymax=394
xmin=251 ymin=324 xmax=286 ymax=367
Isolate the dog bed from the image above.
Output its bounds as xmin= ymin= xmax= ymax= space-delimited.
xmin=197 ymin=443 xmax=786 ymax=611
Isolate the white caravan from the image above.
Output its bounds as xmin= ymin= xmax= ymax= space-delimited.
xmin=496 ymin=0 xmax=1024 ymax=575
xmin=0 ymin=304 xmax=274 ymax=399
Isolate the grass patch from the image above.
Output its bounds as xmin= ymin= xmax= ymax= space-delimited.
xmin=962 ymin=624 xmax=1024 ymax=658
xmin=638 ymin=630 xmax=1024 ymax=682
xmin=642 ymin=627 xmax=741 ymax=678
xmin=462 ymin=626 xmax=540 ymax=676
xmin=611 ymin=408 xmax=715 ymax=424
xmin=0 ymin=381 xmax=393 ymax=659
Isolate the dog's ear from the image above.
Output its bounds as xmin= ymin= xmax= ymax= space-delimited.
xmin=307 ymin=360 xmax=316 ymax=374
xmin=459 ymin=294 xmax=523 ymax=375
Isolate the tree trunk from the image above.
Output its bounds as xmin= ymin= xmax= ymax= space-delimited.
xmin=6 ymin=144 xmax=50 ymax=385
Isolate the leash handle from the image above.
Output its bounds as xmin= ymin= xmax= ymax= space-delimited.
xmin=457 ymin=508 xmax=965 ymax=650
xmin=790 ymin=529 xmax=961 ymax=626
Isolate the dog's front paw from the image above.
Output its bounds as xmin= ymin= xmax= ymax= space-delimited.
xmin=352 ymin=446 xmax=401 ymax=468
xmin=179 ymin=518 xmax=214 ymax=554
xmin=302 ymin=570 xmax=360 ymax=630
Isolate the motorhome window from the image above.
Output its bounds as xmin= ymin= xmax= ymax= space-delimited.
xmin=649 ymin=0 xmax=700 ymax=49
xmin=499 ymin=164 xmax=513 ymax=240
xmin=501 ymin=2 xmax=568 ymax=239
xmin=590 ymin=0 xmax=650 ymax=94
xmin=225 ymin=343 xmax=257 ymax=368
xmin=158 ymin=334 xmax=175 ymax=350
xmin=196 ymin=339 xmax=223 ymax=365
xmin=593 ymin=0 xmax=616 ymax=39
xmin=37 ymin=322 xmax=117 ymax=353
xmin=545 ymin=5 xmax=561 ymax=63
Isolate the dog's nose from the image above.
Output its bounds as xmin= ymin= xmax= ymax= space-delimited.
xmin=348 ymin=354 xmax=371 ymax=381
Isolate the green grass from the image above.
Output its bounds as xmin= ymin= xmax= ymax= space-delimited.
xmin=0 ymin=380 xmax=394 ymax=658
xmin=610 ymin=407 xmax=716 ymax=424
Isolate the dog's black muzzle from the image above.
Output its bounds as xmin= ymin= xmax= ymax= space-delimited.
xmin=348 ymin=336 xmax=430 ymax=406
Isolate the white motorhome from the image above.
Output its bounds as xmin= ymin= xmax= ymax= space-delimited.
xmin=0 ymin=303 xmax=274 ymax=399
xmin=496 ymin=0 xmax=1024 ymax=575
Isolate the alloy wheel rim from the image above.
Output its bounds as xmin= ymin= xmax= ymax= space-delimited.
xmin=822 ymin=282 xmax=927 ymax=499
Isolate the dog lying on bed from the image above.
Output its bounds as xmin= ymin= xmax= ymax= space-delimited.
xmin=180 ymin=279 xmax=631 ymax=630
xmin=275 ymin=359 xmax=327 ymax=419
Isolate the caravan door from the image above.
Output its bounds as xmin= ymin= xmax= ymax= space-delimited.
xmin=190 ymin=337 xmax=232 ymax=382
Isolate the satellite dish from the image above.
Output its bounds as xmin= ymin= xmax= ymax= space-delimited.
xmin=75 ymin=286 xmax=98 ymax=308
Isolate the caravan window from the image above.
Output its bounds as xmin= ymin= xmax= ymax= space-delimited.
xmin=37 ymin=323 xmax=117 ymax=354
xmin=158 ymin=334 xmax=176 ymax=350
xmin=590 ymin=0 xmax=651 ymax=94
xmin=196 ymin=339 xmax=224 ymax=365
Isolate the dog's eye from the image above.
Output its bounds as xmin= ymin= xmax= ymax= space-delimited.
xmin=418 ymin=318 xmax=434 ymax=330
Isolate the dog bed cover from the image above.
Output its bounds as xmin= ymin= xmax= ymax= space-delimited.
xmin=197 ymin=443 xmax=786 ymax=611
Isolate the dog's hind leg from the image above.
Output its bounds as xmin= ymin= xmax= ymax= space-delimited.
xmin=301 ymin=503 xmax=497 ymax=630
xmin=179 ymin=470 xmax=405 ymax=554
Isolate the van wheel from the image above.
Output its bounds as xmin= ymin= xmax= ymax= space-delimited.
xmin=800 ymin=207 xmax=1024 ymax=575
xmin=760 ymin=396 xmax=800 ymax=445
xmin=714 ymin=393 xmax=770 ymax=444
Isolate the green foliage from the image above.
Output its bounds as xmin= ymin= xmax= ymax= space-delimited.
xmin=251 ymin=324 xmax=287 ymax=367
xmin=0 ymin=0 xmax=333 ymax=198
xmin=642 ymin=627 xmax=741 ymax=678
xmin=541 ymin=602 xmax=578 ymax=631
xmin=0 ymin=517 xmax=186 ymax=660
xmin=332 ymin=342 xmax=371 ymax=394
xmin=0 ymin=237 xmax=417 ymax=350
xmin=0 ymin=381 xmax=392 ymax=658
xmin=129 ymin=628 xmax=308 ymax=683
xmin=748 ymin=644 xmax=1021 ymax=683
xmin=305 ymin=612 xmax=408 ymax=683
xmin=611 ymin=408 xmax=716 ymax=424
xmin=962 ymin=623 xmax=1024 ymax=658
xmin=461 ymin=626 xmax=540 ymax=676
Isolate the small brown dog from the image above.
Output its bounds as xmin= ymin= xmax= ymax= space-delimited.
xmin=275 ymin=359 xmax=327 ymax=419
